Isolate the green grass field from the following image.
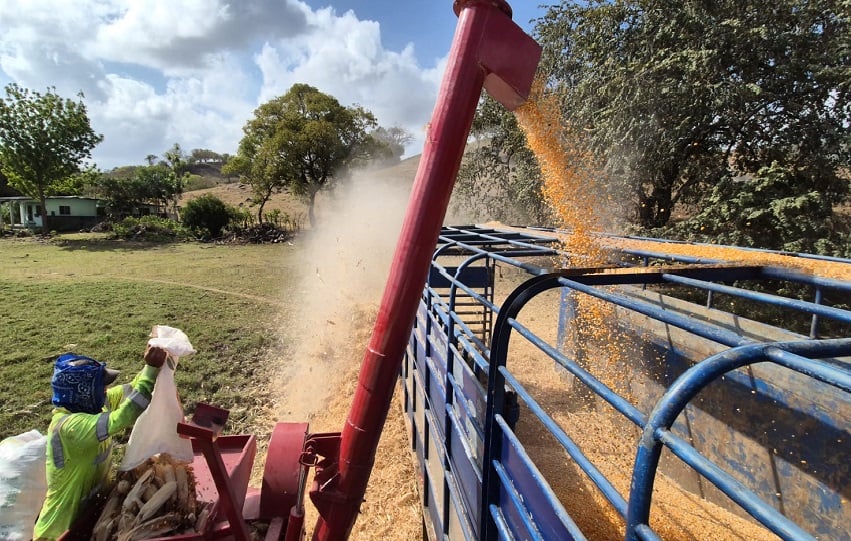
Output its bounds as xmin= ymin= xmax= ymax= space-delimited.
xmin=0 ymin=234 xmax=300 ymax=440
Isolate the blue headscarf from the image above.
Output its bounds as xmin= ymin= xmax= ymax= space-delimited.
xmin=51 ymin=354 xmax=109 ymax=414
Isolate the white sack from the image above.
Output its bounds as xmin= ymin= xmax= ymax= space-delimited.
xmin=120 ymin=325 xmax=196 ymax=470
xmin=0 ymin=430 xmax=47 ymax=540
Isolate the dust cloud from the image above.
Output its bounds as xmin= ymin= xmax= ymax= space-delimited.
xmin=272 ymin=170 xmax=412 ymax=423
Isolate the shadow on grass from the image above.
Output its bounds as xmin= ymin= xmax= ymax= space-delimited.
xmin=51 ymin=235 xmax=188 ymax=252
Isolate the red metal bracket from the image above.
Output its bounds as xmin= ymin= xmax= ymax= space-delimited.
xmin=177 ymin=403 xmax=253 ymax=541
xmin=301 ymin=432 xmax=347 ymax=517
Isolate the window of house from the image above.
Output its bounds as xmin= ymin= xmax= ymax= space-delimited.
xmin=59 ymin=205 xmax=71 ymax=215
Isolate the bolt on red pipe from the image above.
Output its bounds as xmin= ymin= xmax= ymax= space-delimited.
xmin=310 ymin=2 xmax=541 ymax=539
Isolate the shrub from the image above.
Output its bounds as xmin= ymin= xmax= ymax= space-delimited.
xmin=228 ymin=206 xmax=253 ymax=230
xmin=184 ymin=175 xmax=218 ymax=192
xmin=110 ymin=216 xmax=190 ymax=241
xmin=182 ymin=194 xmax=232 ymax=239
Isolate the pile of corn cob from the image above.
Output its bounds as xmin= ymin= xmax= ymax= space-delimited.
xmin=93 ymin=453 xmax=212 ymax=541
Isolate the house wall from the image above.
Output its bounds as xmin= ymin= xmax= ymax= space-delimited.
xmin=44 ymin=198 xmax=99 ymax=217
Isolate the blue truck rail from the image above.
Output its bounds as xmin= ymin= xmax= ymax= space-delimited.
xmin=401 ymin=225 xmax=851 ymax=540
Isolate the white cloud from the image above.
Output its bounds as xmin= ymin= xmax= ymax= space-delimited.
xmin=0 ymin=0 xmax=447 ymax=169
xmin=256 ymin=7 xmax=445 ymax=158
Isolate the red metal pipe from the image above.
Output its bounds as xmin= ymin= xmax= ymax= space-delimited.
xmin=311 ymin=2 xmax=540 ymax=539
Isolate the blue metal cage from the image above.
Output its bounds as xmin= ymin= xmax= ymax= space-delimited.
xmin=401 ymin=225 xmax=851 ymax=541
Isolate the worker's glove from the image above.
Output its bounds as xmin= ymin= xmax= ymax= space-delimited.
xmin=144 ymin=345 xmax=168 ymax=368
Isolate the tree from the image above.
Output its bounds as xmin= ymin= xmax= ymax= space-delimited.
xmin=369 ymin=126 xmax=413 ymax=166
xmin=90 ymin=175 xmax=139 ymax=218
xmin=189 ymin=148 xmax=223 ymax=164
xmin=454 ymin=96 xmax=551 ymax=225
xmin=535 ymin=0 xmax=851 ymax=232
xmin=0 ymin=84 xmax=102 ymax=232
xmin=221 ymin=135 xmax=282 ymax=224
xmin=164 ymin=143 xmax=188 ymax=179
xmin=239 ymin=84 xmax=379 ymax=227
xmin=90 ymin=165 xmax=181 ymax=219
xmin=51 ymin=166 xmax=102 ymax=197
xmin=134 ymin=165 xmax=181 ymax=214
xmin=670 ymin=162 xmax=849 ymax=254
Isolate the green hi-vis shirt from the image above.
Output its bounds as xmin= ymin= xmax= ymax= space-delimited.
xmin=33 ymin=365 xmax=159 ymax=541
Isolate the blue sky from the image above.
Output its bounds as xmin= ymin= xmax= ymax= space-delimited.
xmin=303 ymin=1 xmax=541 ymax=65
xmin=0 ymin=1 xmax=548 ymax=169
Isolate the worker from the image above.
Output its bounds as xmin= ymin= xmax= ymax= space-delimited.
xmin=33 ymin=345 xmax=167 ymax=540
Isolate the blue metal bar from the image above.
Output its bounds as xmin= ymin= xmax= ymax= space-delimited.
xmin=634 ymin=524 xmax=663 ymax=541
xmin=491 ymin=461 xmax=545 ymax=541
xmin=506 ymin=317 xmax=647 ymax=427
xmin=759 ymin=266 xmax=851 ymax=292
xmin=435 ymin=239 xmax=559 ymax=275
xmin=489 ymin=503 xmax=514 ymax=541
xmin=810 ymin=288 xmax=823 ymax=339
xmin=495 ymin=225 xmax=851 ymax=268
xmin=617 ymin=246 xmax=851 ymax=294
xmin=425 ymin=286 xmax=490 ymax=349
xmin=617 ymin=248 xmax=723 ymax=265
xmin=616 ymin=233 xmax=851 ymax=266
xmin=662 ymin=273 xmax=851 ymax=324
xmin=438 ymin=232 xmax=559 ymax=254
xmin=446 ymin=265 xmax=499 ymax=310
xmin=765 ymin=346 xmax=851 ymax=392
xmin=499 ymin=366 xmax=630 ymax=517
xmin=444 ymin=470 xmax=478 ymax=540
xmin=495 ymin=416 xmax=587 ymax=541
xmin=457 ymin=333 xmax=490 ymax=371
xmin=447 ymin=375 xmax=486 ymax=448
xmin=431 ymin=262 xmax=500 ymax=313
xmin=483 ymin=274 xmax=573 ymax=539
xmin=626 ymin=338 xmax=851 ymax=541
xmin=417 ymin=226 xmax=851 ymax=541
xmin=656 ymin=429 xmax=812 ymax=540
xmin=557 ymin=276 xmax=754 ymax=348
xmin=440 ymin=227 xmax=561 ymax=252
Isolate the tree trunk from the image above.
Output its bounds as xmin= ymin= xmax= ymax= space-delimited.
xmin=636 ymin=166 xmax=677 ymax=229
xmin=307 ymin=190 xmax=317 ymax=229
xmin=257 ymin=200 xmax=266 ymax=224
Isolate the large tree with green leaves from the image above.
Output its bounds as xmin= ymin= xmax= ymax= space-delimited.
xmin=465 ymin=0 xmax=850 ymax=251
xmin=535 ymin=0 xmax=850 ymax=233
xmin=236 ymin=84 xmax=379 ymax=227
xmin=0 ymin=84 xmax=103 ymax=232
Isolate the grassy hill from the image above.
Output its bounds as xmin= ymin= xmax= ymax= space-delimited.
xmin=180 ymin=155 xmax=423 ymax=229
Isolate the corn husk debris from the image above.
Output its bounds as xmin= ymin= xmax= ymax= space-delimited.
xmin=93 ymin=453 xmax=211 ymax=541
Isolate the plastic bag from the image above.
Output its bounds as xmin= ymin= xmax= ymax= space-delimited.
xmin=0 ymin=430 xmax=47 ymax=540
xmin=119 ymin=325 xmax=196 ymax=470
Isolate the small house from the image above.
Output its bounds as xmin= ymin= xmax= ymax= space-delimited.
xmin=0 ymin=196 xmax=106 ymax=232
